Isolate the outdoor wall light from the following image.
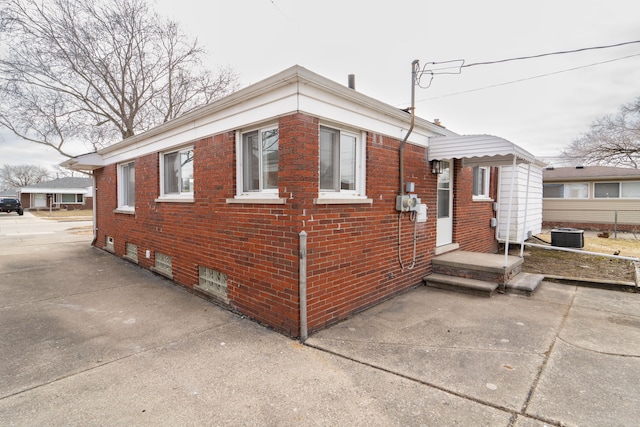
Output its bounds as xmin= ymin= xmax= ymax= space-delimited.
xmin=431 ymin=160 xmax=443 ymax=174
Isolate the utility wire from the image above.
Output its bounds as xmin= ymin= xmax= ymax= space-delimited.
xmin=423 ymin=53 xmax=640 ymax=100
xmin=462 ymin=40 xmax=640 ymax=67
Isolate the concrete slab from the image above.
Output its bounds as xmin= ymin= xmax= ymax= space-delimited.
xmin=1 ymin=242 xmax=511 ymax=426
xmin=307 ymin=286 xmax=572 ymax=411
xmin=3 ymin=217 xmax=640 ymax=426
xmin=526 ymin=340 xmax=640 ymax=427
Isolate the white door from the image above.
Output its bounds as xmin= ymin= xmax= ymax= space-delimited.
xmin=436 ymin=160 xmax=453 ymax=247
xmin=34 ymin=193 xmax=47 ymax=208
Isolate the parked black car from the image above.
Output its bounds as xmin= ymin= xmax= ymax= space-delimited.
xmin=0 ymin=198 xmax=24 ymax=215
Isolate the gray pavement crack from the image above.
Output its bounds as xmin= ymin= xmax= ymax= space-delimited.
xmin=304 ymin=340 xmax=564 ymax=427
xmin=516 ymin=284 xmax=578 ymax=423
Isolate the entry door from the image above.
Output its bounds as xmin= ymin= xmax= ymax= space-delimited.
xmin=436 ymin=160 xmax=453 ymax=247
xmin=34 ymin=193 xmax=47 ymax=208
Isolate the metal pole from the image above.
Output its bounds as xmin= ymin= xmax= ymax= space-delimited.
xmin=615 ymin=210 xmax=618 ymax=238
xmin=299 ymin=230 xmax=308 ymax=342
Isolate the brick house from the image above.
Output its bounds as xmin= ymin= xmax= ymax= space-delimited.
xmin=20 ymin=177 xmax=93 ymax=210
xmin=63 ymin=66 xmax=540 ymax=338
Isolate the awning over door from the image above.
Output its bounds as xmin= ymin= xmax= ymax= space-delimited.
xmin=428 ymin=134 xmax=542 ymax=269
xmin=428 ymin=134 xmax=537 ymax=167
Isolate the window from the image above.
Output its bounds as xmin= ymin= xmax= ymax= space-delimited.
xmin=196 ymin=266 xmax=229 ymax=302
xmin=53 ymin=193 xmax=84 ymax=204
xmin=543 ymin=183 xmax=589 ymax=199
xmin=118 ymin=161 xmax=135 ymax=210
xmin=161 ymin=147 xmax=194 ymax=197
xmin=622 ymin=181 xmax=640 ymax=198
xmin=318 ymin=125 xmax=365 ymax=197
xmin=595 ymin=181 xmax=640 ymax=199
xmin=472 ymin=166 xmax=490 ymax=199
xmin=125 ymin=242 xmax=138 ymax=263
xmin=237 ymin=126 xmax=279 ymax=195
xmin=594 ymin=182 xmax=619 ymax=198
xmin=152 ymin=252 xmax=172 ymax=278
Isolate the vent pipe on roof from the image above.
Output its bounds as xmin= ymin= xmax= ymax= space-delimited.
xmin=348 ymin=74 xmax=356 ymax=90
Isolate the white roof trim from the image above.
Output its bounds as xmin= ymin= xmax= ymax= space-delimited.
xmin=64 ymin=65 xmax=457 ymax=171
xmin=428 ymin=135 xmax=539 ymax=167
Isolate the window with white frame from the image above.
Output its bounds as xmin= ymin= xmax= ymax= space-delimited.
xmin=237 ymin=125 xmax=279 ymax=195
xmin=161 ymin=147 xmax=194 ymax=198
xmin=53 ymin=193 xmax=84 ymax=204
xmin=595 ymin=181 xmax=640 ymax=198
xmin=543 ymin=182 xmax=589 ymax=199
xmin=118 ymin=160 xmax=135 ymax=210
xmin=472 ymin=166 xmax=491 ymax=199
xmin=319 ymin=125 xmax=365 ymax=197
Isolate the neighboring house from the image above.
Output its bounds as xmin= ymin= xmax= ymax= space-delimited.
xmin=543 ymin=166 xmax=640 ymax=231
xmin=63 ymin=65 xmax=540 ymax=338
xmin=20 ymin=177 xmax=93 ymax=210
xmin=0 ymin=189 xmax=18 ymax=198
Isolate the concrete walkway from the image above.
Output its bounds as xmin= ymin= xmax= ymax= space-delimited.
xmin=1 ymin=215 xmax=639 ymax=426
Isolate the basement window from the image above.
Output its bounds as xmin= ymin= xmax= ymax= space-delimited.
xmin=125 ymin=242 xmax=138 ymax=263
xmin=196 ymin=266 xmax=229 ymax=302
xmin=152 ymin=252 xmax=172 ymax=278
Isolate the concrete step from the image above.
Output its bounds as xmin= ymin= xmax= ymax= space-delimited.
xmin=432 ymin=250 xmax=523 ymax=284
xmin=505 ymin=272 xmax=544 ymax=296
xmin=423 ymin=273 xmax=499 ymax=298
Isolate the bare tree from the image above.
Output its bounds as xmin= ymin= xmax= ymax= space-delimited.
xmin=0 ymin=0 xmax=238 ymax=159
xmin=0 ymin=164 xmax=52 ymax=188
xmin=562 ymin=97 xmax=640 ymax=168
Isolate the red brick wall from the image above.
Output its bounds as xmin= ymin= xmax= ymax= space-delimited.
xmin=92 ymin=113 xmax=497 ymax=337
xmin=453 ymin=162 xmax=499 ymax=253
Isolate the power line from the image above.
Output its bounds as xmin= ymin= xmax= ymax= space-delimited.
xmin=423 ymin=53 xmax=640 ymax=101
xmin=462 ymin=40 xmax=640 ymax=68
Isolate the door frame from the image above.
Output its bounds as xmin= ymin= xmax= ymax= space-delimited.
xmin=436 ymin=160 xmax=453 ymax=247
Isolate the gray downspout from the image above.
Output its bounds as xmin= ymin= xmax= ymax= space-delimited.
xmin=299 ymin=230 xmax=308 ymax=342
xmin=91 ymin=173 xmax=97 ymax=246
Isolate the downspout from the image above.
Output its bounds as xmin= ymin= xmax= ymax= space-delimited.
xmin=91 ymin=172 xmax=97 ymax=246
xmin=299 ymin=230 xmax=308 ymax=342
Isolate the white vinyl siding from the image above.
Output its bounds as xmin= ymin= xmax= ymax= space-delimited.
xmin=497 ymin=164 xmax=543 ymax=243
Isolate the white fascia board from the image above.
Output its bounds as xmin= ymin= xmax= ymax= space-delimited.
xmin=94 ymin=65 xmax=456 ymax=165
xmin=298 ymin=88 xmax=435 ymax=147
xmin=21 ymin=187 xmax=91 ymax=194
xmin=101 ymin=85 xmax=300 ymax=165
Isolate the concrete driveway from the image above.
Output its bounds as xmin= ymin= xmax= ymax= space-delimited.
xmin=1 ymin=213 xmax=639 ymax=426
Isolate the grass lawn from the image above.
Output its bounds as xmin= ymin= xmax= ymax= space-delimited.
xmin=30 ymin=209 xmax=93 ymax=218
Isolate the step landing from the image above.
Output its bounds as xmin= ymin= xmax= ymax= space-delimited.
xmin=432 ymin=250 xmax=523 ymax=284
xmin=425 ymin=250 xmax=544 ymax=297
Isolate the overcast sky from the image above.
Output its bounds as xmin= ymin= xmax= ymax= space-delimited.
xmin=2 ymin=0 xmax=639 ymax=171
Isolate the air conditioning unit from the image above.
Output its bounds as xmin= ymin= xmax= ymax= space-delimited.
xmin=396 ymin=194 xmax=421 ymax=212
